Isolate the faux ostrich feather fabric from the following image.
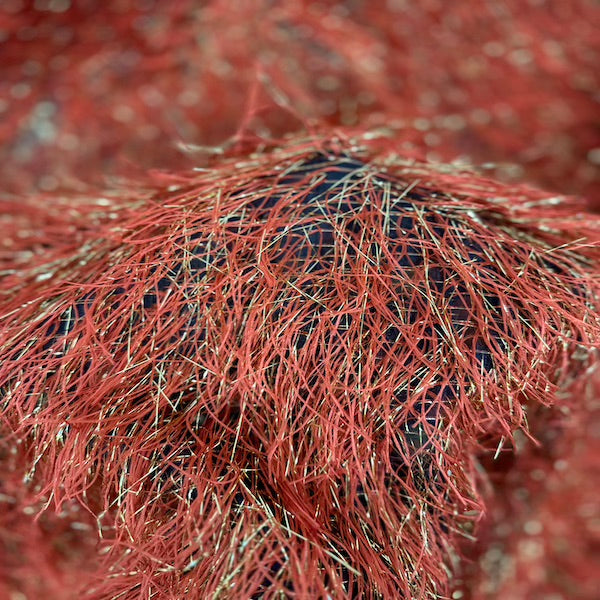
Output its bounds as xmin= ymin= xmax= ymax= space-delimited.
xmin=1 ymin=2 xmax=599 ymax=600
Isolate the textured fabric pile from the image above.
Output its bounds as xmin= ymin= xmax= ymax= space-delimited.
xmin=0 ymin=2 xmax=598 ymax=599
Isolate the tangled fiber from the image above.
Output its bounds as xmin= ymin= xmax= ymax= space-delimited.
xmin=1 ymin=134 xmax=598 ymax=598
xmin=1 ymin=1 xmax=599 ymax=598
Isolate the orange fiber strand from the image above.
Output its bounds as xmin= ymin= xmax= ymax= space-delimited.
xmin=1 ymin=135 xmax=598 ymax=598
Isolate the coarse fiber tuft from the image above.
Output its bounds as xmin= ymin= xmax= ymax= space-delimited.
xmin=1 ymin=141 xmax=598 ymax=598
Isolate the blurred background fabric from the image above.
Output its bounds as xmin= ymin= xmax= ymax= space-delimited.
xmin=1 ymin=0 xmax=598 ymax=198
